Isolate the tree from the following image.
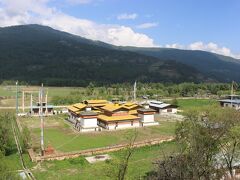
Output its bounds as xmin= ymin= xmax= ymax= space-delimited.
xmin=0 ymin=113 xmax=15 ymax=155
xmin=117 ymin=129 xmax=138 ymax=180
xmin=22 ymin=126 xmax=31 ymax=151
xmin=146 ymin=105 xmax=240 ymax=179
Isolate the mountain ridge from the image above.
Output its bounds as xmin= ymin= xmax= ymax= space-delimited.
xmin=0 ymin=24 xmax=239 ymax=85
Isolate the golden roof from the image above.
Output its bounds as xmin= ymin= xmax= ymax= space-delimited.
xmin=85 ymin=100 xmax=108 ymax=104
xmin=73 ymin=103 xmax=86 ymax=110
xmin=124 ymin=102 xmax=136 ymax=106
xmin=98 ymin=114 xmax=140 ymax=122
xmin=128 ymin=110 xmax=138 ymax=115
xmin=101 ymin=104 xmax=128 ymax=112
xmin=122 ymin=102 xmax=140 ymax=110
xmin=68 ymin=106 xmax=80 ymax=112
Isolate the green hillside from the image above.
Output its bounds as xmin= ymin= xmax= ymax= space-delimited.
xmin=118 ymin=47 xmax=240 ymax=82
xmin=0 ymin=24 xmax=208 ymax=86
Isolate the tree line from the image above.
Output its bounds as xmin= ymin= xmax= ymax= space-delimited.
xmin=51 ymin=82 xmax=238 ymax=105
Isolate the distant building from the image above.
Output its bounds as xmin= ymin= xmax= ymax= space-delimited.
xmin=219 ymin=95 xmax=240 ymax=110
xmin=30 ymin=102 xmax=54 ymax=116
xmin=148 ymin=100 xmax=178 ymax=114
xmin=98 ymin=103 xmax=140 ymax=130
xmin=138 ymin=103 xmax=159 ymax=126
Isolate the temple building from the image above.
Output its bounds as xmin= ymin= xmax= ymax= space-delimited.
xmin=98 ymin=104 xmax=140 ymax=130
xmin=137 ymin=103 xmax=159 ymax=126
xmin=74 ymin=106 xmax=99 ymax=132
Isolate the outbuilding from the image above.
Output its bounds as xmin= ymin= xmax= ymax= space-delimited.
xmin=149 ymin=100 xmax=178 ymax=114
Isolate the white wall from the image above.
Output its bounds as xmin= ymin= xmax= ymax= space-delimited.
xmin=159 ymin=108 xmax=177 ymax=114
xmin=139 ymin=114 xmax=155 ymax=123
xmin=81 ymin=118 xmax=98 ymax=128
xmin=224 ymin=103 xmax=240 ymax=110
xmin=107 ymin=122 xmax=139 ymax=130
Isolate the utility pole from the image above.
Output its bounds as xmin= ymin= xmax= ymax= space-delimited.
xmin=231 ymin=81 xmax=234 ymax=107
xmin=16 ymin=81 xmax=19 ymax=116
xmin=40 ymin=83 xmax=44 ymax=156
xmin=133 ymin=81 xmax=137 ymax=102
xmin=30 ymin=93 xmax=33 ymax=115
xmin=22 ymin=91 xmax=25 ymax=113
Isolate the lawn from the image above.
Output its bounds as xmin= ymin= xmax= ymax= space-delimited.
xmin=0 ymin=85 xmax=80 ymax=98
xmin=32 ymin=141 xmax=177 ymax=180
xmin=31 ymin=120 xmax=176 ymax=152
xmin=19 ymin=115 xmax=176 ymax=153
xmin=177 ymin=98 xmax=217 ymax=110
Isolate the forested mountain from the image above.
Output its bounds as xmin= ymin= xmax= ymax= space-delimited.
xmin=117 ymin=47 xmax=240 ymax=82
xmin=0 ymin=24 xmax=239 ymax=86
xmin=0 ymin=24 xmax=208 ymax=86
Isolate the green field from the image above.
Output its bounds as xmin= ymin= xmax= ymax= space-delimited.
xmin=22 ymin=115 xmax=176 ymax=152
xmin=32 ymin=141 xmax=177 ymax=180
xmin=0 ymin=86 xmax=79 ymax=97
xmin=177 ymin=98 xmax=217 ymax=110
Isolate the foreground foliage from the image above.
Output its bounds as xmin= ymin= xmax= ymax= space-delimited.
xmin=146 ymin=106 xmax=240 ymax=179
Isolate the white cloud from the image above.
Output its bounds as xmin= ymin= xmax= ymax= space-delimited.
xmin=117 ymin=13 xmax=138 ymax=20
xmin=165 ymin=41 xmax=240 ymax=59
xmin=136 ymin=22 xmax=158 ymax=29
xmin=0 ymin=0 xmax=157 ymax=47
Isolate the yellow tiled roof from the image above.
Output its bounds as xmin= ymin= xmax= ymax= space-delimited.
xmin=98 ymin=114 xmax=140 ymax=122
xmin=122 ymin=102 xmax=140 ymax=110
xmin=101 ymin=104 xmax=127 ymax=112
xmin=91 ymin=103 xmax=109 ymax=107
xmin=124 ymin=102 xmax=136 ymax=106
xmin=128 ymin=110 xmax=138 ymax=115
xmin=68 ymin=106 xmax=80 ymax=112
xmin=73 ymin=103 xmax=86 ymax=110
xmin=85 ymin=100 xmax=108 ymax=104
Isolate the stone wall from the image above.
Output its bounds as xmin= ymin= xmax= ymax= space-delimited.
xmin=29 ymin=136 xmax=174 ymax=162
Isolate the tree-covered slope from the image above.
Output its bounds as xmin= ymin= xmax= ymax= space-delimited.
xmin=117 ymin=47 xmax=240 ymax=82
xmin=0 ymin=24 xmax=208 ymax=86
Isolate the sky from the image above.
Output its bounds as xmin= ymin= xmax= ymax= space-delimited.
xmin=0 ymin=0 xmax=239 ymax=58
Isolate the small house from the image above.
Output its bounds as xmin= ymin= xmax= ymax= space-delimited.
xmin=149 ymin=100 xmax=178 ymax=114
xmin=219 ymin=95 xmax=240 ymax=110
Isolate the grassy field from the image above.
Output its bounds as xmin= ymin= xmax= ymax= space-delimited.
xmin=19 ymin=115 xmax=176 ymax=153
xmin=32 ymin=141 xmax=177 ymax=180
xmin=177 ymin=98 xmax=217 ymax=110
xmin=0 ymin=86 xmax=80 ymax=97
